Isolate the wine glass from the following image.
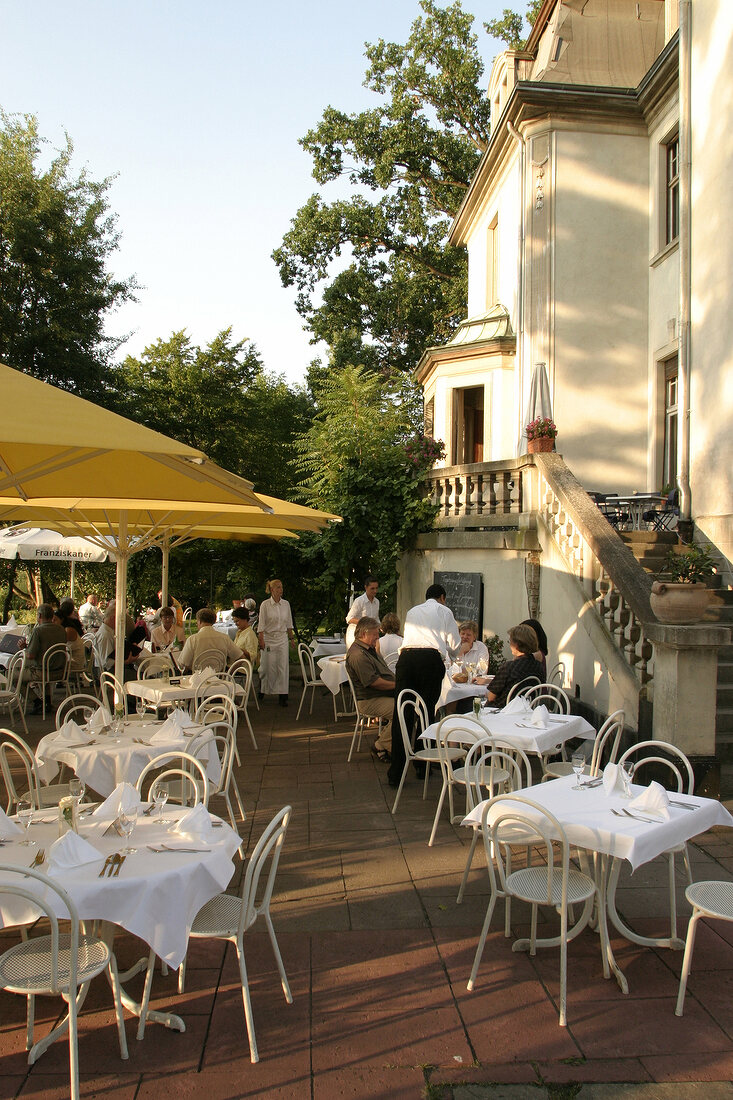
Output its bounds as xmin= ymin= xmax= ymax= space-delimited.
xmin=17 ymin=798 xmax=34 ymax=845
xmin=152 ymin=782 xmax=169 ymax=825
xmin=571 ymin=752 xmax=586 ymax=790
xmin=69 ymin=776 xmax=85 ymax=803
xmin=620 ymin=760 xmax=635 ymax=799
xmin=119 ymin=806 xmax=138 ymax=854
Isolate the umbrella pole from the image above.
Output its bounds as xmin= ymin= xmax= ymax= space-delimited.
xmin=113 ymin=514 xmax=129 ymax=704
xmin=70 ymin=560 xmax=75 ymax=601
xmin=161 ymin=535 xmax=169 ymax=608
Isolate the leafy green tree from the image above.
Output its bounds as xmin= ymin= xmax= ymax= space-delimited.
xmin=112 ymin=329 xmax=313 ymax=497
xmin=0 ymin=110 xmax=137 ymax=396
xmin=273 ymin=0 xmax=492 ymax=376
xmin=485 ymin=1 xmax=542 ymax=48
xmin=289 ymin=363 xmax=444 ymax=633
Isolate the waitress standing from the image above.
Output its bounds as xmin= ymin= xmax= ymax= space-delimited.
xmin=257 ymin=579 xmax=295 ymax=706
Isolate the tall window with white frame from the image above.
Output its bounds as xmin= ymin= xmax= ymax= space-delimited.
xmin=663 ymin=357 xmax=678 ymax=489
xmin=665 ymin=135 xmax=679 ymax=245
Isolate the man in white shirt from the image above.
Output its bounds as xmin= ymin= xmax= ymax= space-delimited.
xmin=78 ymin=594 xmax=103 ymax=631
xmin=178 ymin=608 xmax=241 ymax=671
xmin=345 ymin=576 xmax=379 ymax=649
xmin=386 ymin=583 xmax=460 ymax=789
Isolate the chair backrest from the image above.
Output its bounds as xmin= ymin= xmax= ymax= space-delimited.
xmin=506 ymin=676 xmax=541 ymax=702
xmin=0 ymin=864 xmax=80 ymax=993
xmin=464 ymin=741 xmax=531 ymax=812
xmin=481 ymin=794 xmax=571 ymax=904
xmin=524 ymin=683 xmax=570 ymax=713
xmin=100 ymin=671 xmax=125 ymax=714
xmin=548 ymin=661 xmax=566 ymax=688
xmin=137 ymin=654 xmax=173 ymax=679
xmin=56 ymin=693 xmax=101 ymax=727
xmin=383 ymin=649 xmax=399 ymax=673
xmin=342 ymin=664 xmax=362 ymax=716
xmin=193 ymin=677 xmax=234 ymax=714
xmin=436 ymin=716 xmax=488 ymax=785
xmin=228 ymin=658 xmax=253 ymax=707
xmin=297 ymin=643 xmax=316 ymax=684
xmin=192 ymin=647 xmax=226 ymax=673
xmin=589 ymin=709 xmax=625 ymax=776
xmin=0 ymin=727 xmax=40 ymax=811
xmin=135 ymin=751 xmax=209 ymax=807
xmin=183 ymin=607 xmax=193 ymax=621
xmin=4 ymin=652 xmax=26 ymax=698
xmin=396 ymin=688 xmax=429 ymax=759
xmin=191 ymin=724 xmax=235 ymax=796
xmin=618 ymin=739 xmax=694 ymax=793
xmin=238 ymin=805 xmax=292 ymax=935
xmin=43 ymin=642 xmax=70 ymax=683
xmin=194 ymin=692 xmax=238 ymax=730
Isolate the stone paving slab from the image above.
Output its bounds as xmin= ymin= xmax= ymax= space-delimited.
xmin=4 ymin=689 xmax=733 ymax=1097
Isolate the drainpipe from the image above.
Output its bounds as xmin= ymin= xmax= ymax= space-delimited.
xmin=508 ymin=120 xmax=526 ymax=454
xmin=677 ymin=0 xmax=692 ymax=533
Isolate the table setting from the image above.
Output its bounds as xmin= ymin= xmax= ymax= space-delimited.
xmin=35 ymin=707 xmax=220 ymax=798
xmin=422 ymin=695 xmax=594 ymax=758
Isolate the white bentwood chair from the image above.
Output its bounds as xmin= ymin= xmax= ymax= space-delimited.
xmin=177 ymin=805 xmax=293 ymax=1063
xmin=390 ymin=690 xmax=463 ymax=815
xmin=0 ymin=864 xmax=128 ymax=1100
xmin=467 ymin=795 xmax=610 ymax=1027
xmin=344 ymin=665 xmax=387 ymax=762
xmin=505 ymin=675 xmax=541 ymax=702
xmin=296 ymin=643 xmax=319 ymax=720
xmin=542 ymin=709 xmax=625 ymax=781
xmin=24 ymin=642 xmax=71 ymax=719
xmin=0 ymin=727 xmax=74 ymax=812
xmin=0 ymin=651 xmax=29 ymax=736
xmin=676 ymin=880 xmax=733 ymax=1015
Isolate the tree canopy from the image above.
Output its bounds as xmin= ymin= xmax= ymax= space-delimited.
xmin=0 ymin=110 xmax=137 ymax=397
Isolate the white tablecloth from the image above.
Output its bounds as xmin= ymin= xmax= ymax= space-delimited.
xmin=318 ymin=654 xmax=348 ymax=695
xmin=464 ymin=773 xmax=733 ymax=871
xmin=436 ymin=673 xmax=492 ymax=711
xmin=0 ymin=806 xmax=241 ymax=967
xmin=36 ymin=719 xmax=220 ymax=796
xmin=213 ymin=621 xmax=237 ymax=639
xmin=127 ymin=675 xmax=198 ymax=708
xmin=311 ymin=637 xmax=346 ymax=660
xmin=422 ymin=710 xmax=594 ymax=757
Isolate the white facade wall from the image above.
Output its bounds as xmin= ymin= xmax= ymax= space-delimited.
xmin=465 ymin=155 xmax=521 ymax=320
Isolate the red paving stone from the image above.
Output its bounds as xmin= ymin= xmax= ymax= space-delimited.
xmin=4 ymin=692 xmax=733 ymax=1097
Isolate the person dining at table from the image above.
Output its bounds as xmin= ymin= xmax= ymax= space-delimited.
xmin=150 ymin=606 xmax=185 ymax=652
xmin=232 ymin=606 xmax=259 ymax=666
xmin=178 ymin=608 xmax=241 ymax=671
xmin=78 ymin=593 xmax=104 ymax=631
xmin=378 ymin=612 xmax=402 ymax=668
xmin=54 ymin=598 xmax=86 ymax=674
xmin=452 ymin=621 xmax=489 ymax=670
xmin=258 ymin=579 xmax=295 ymax=706
xmin=520 ymin=617 xmax=548 ymax=678
xmin=486 ymin=623 xmax=545 ymax=708
xmin=345 ymin=616 xmax=395 ymax=761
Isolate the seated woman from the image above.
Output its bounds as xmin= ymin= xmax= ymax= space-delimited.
xmin=486 ymin=624 xmax=545 ymax=708
xmin=54 ymin=599 xmax=86 ymax=673
xmin=452 ymin=620 xmax=489 ymax=672
xmin=377 ymin=612 xmax=402 ymax=670
xmin=520 ymin=618 xmax=548 ymax=678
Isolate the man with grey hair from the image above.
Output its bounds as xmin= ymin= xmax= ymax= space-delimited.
xmin=22 ymin=603 xmax=67 ymax=714
xmin=178 ymin=607 xmax=241 ymax=672
xmin=345 ymin=616 xmax=395 ymax=761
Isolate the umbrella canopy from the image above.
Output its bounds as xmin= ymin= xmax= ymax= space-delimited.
xmin=519 ymin=361 xmax=554 ymax=454
xmin=0 ymin=525 xmax=111 ymax=563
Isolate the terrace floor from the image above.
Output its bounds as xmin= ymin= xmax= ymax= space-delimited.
xmin=4 ymin=685 xmax=733 ymax=1099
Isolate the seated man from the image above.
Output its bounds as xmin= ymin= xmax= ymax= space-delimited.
xmin=345 ymin=616 xmax=395 ymax=761
xmin=78 ymin=593 xmax=103 ymax=631
xmin=21 ymin=603 xmax=67 ymax=714
xmin=178 ymin=607 xmax=242 ymax=672
xmin=150 ymin=606 xmax=185 ymax=652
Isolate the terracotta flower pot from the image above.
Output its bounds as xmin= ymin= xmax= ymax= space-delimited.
xmin=650 ymin=580 xmax=710 ymax=624
xmin=527 ymin=436 xmax=555 ymax=453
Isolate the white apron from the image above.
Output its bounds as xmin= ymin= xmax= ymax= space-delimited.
xmin=258 ymin=597 xmax=293 ymax=695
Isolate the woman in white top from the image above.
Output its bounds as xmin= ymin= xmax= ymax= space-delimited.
xmin=257 ymin=579 xmax=294 ymax=706
xmin=377 ymin=612 xmax=403 ymax=672
xmin=453 ymin=621 xmax=489 ymax=669
xmin=345 ymin=576 xmax=379 ymax=649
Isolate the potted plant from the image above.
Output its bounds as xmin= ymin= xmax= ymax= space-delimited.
xmin=525 ymin=417 xmax=557 ymax=454
xmin=650 ymin=544 xmax=716 ymax=624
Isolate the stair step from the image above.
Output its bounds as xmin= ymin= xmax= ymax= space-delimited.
xmin=619 ymin=531 xmax=678 ymax=546
xmin=716 ymin=708 xmax=733 ymax=734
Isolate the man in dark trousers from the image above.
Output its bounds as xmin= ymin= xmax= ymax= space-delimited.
xmin=345 ymin=617 xmax=395 ymax=761
xmin=386 ymin=584 xmax=460 ymax=788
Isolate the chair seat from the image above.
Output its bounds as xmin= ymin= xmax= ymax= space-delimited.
xmin=36 ymin=784 xmax=75 ymax=808
xmin=414 ymin=746 xmax=462 ymax=764
xmin=455 ymin=764 xmax=511 ymax=789
xmin=685 ymin=879 xmax=733 ymax=918
xmin=0 ymin=934 xmax=111 ymax=994
xmin=543 ymin=761 xmax=574 ymax=779
xmin=189 ymin=892 xmax=243 ymax=938
xmin=506 ymin=866 xmax=596 ymax=907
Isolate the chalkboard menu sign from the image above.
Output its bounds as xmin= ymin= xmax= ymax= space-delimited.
xmin=434 ymin=571 xmax=483 ymax=631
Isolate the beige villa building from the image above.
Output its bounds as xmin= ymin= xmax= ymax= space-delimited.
xmin=402 ymin=0 xmax=732 ymax=764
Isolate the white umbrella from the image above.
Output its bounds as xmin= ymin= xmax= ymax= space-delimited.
xmin=519 ymin=362 xmax=554 ymax=454
xmin=0 ymin=525 xmax=113 ymax=602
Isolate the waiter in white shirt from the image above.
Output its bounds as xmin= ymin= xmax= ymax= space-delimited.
xmin=386 ymin=583 xmax=460 ymax=788
xmin=345 ymin=576 xmax=379 ymax=649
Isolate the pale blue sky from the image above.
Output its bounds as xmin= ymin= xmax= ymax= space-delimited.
xmin=0 ymin=1 xmax=512 ymax=384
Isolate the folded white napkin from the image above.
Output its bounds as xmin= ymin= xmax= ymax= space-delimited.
xmin=504 ymin=695 xmax=530 ymax=716
xmin=91 ymin=782 xmax=141 ymax=821
xmin=150 ymin=717 xmax=186 ymax=744
xmin=0 ymin=806 xmax=23 ymax=838
xmin=48 ymin=830 xmax=101 ymax=872
xmin=55 ymin=719 xmax=91 ymax=744
xmin=168 ymin=707 xmax=196 ymax=729
xmin=171 ymin=802 xmax=217 ymax=842
xmin=6 ymin=615 xmax=17 ymax=629
xmin=189 ymin=668 xmax=216 ymax=690
xmin=603 ymin=762 xmax=625 ymax=795
xmin=629 ymin=781 xmax=671 ymax=821
xmin=528 ymin=704 xmax=549 ymax=729
xmin=88 ymin=707 xmax=112 ymax=734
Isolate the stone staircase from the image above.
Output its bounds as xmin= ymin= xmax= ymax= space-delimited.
xmin=620 ymin=530 xmax=733 ymax=760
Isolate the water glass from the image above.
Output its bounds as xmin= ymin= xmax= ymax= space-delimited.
xmin=571 ymin=752 xmax=586 ymax=790
xmin=17 ymin=798 xmax=34 ymax=845
xmin=69 ymin=776 xmax=85 ymax=802
xmin=153 ymin=782 xmax=169 ymax=824
xmin=620 ymin=761 xmax=635 ymax=799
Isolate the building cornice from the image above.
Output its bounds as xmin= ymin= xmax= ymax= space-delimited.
xmin=416 ymin=335 xmax=516 ymax=386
